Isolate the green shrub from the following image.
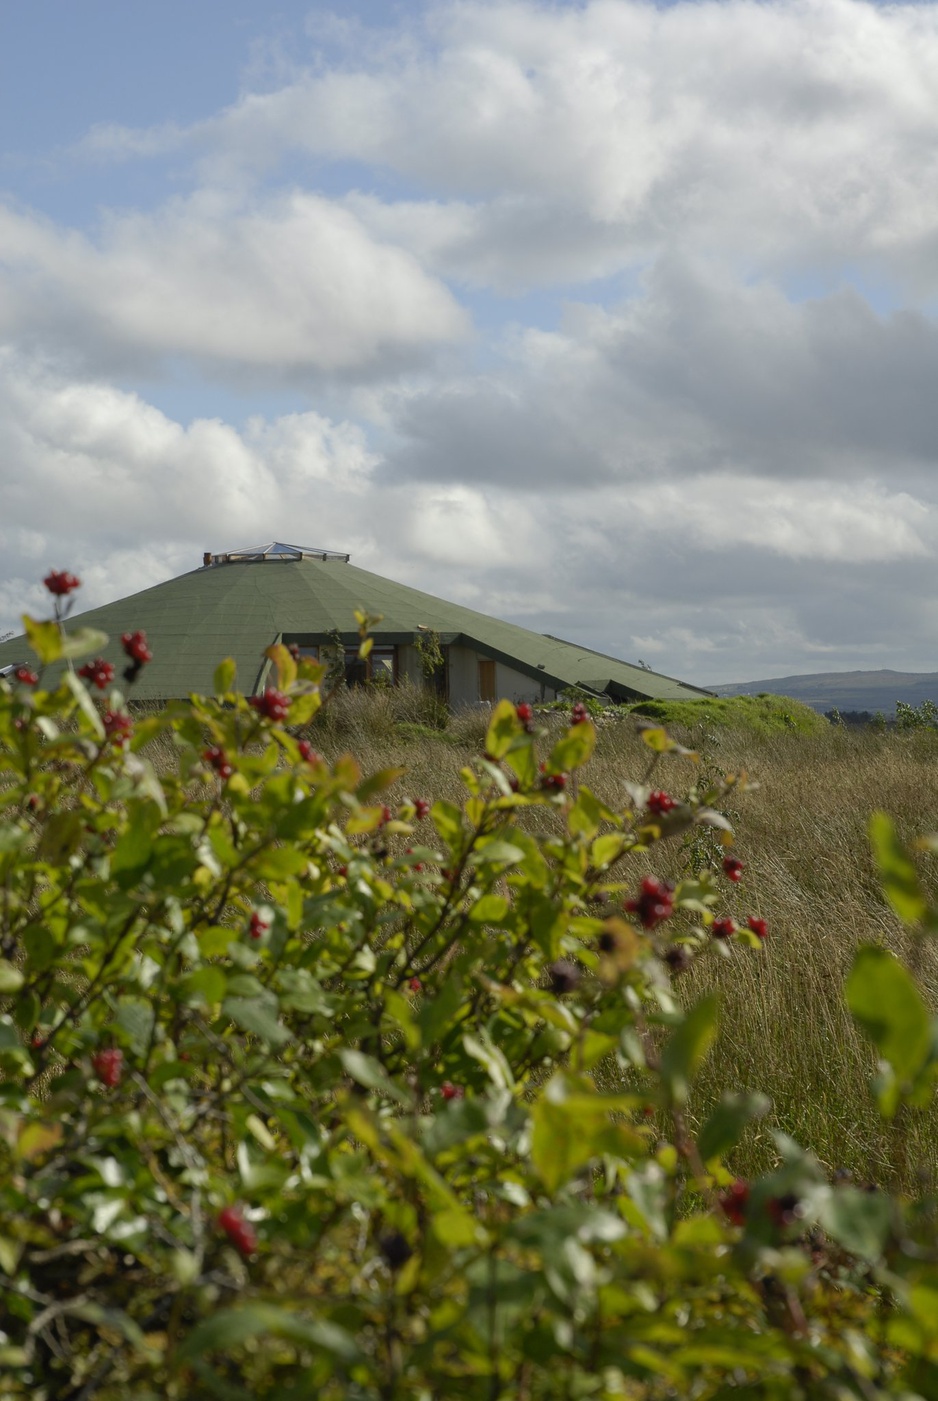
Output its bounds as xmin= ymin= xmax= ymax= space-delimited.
xmin=1 ymin=586 xmax=938 ymax=1398
xmin=630 ymin=692 xmax=828 ymax=739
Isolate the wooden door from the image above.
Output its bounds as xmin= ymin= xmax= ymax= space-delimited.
xmin=478 ymin=658 xmax=496 ymax=703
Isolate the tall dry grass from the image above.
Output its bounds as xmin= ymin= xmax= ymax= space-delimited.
xmin=303 ymin=694 xmax=938 ymax=1187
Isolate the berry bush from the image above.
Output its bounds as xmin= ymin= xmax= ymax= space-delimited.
xmin=1 ymin=585 xmax=938 ymax=1398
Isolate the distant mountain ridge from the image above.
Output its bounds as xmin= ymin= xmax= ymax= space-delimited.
xmin=709 ymin=669 xmax=938 ymax=716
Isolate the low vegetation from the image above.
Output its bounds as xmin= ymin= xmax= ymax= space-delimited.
xmin=3 ymin=581 xmax=938 ymax=1398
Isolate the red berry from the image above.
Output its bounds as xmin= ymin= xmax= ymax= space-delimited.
xmin=570 ymin=701 xmax=589 ymax=724
xmin=408 ymin=977 xmax=422 ymax=992
xmin=203 ymin=746 xmax=234 ymax=780
xmin=440 ymin=1081 xmax=464 ymax=1101
xmin=78 ymin=658 xmax=115 ymax=691
xmin=719 ymin=1179 xmax=749 ymax=1226
xmin=516 ymin=703 xmax=533 ymax=724
xmin=297 ymin=740 xmax=319 ymax=763
xmin=218 ymin=1204 xmax=257 ymax=1256
xmin=102 ymin=710 xmax=133 ymax=746
xmin=337 ymin=864 xmax=347 ymax=878
xmin=647 ymin=790 xmax=677 ymax=816
xmin=249 ymin=688 xmax=291 ymax=722
xmin=120 ymin=631 xmax=153 ymax=664
xmin=379 ymin=805 xmax=392 ymax=826
xmin=746 ymin=916 xmax=768 ymax=940
xmin=625 ymin=876 xmax=674 ymax=929
xmin=722 ymin=856 xmax=744 ymax=882
xmin=414 ymin=798 xmax=431 ymax=820
xmin=712 ymin=916 xmax=736 ymax=939
xmin=249 ymin=911 xmax=269 ymax=940
xmin=43 ymin=569 xmax=80 ymax=596
xmin=91 ymin=1048 xmax=123 ymax=1087
xmin=14 ymin=667 xmax=38 ymax=686
xmin=287 ymin=643 xmax=301 ymax=661
xmin=541 ymin=772 xmax=567 ymax=792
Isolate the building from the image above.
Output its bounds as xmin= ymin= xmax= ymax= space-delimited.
xmin=0 ymin=542 xmax=713 ymax=705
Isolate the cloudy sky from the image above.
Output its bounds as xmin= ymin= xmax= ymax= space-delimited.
xmin=2 ymin=0 xmax=938 ymax=684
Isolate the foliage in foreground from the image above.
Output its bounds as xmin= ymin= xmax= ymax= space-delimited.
xmin=1 ymin=599 xmax=938 ymax=1398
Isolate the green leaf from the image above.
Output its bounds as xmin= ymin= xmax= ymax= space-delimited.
xmin=547 ymin=720 xmax=596 ymax=775
xmin=659 ymin=995 xmax=719 ymax=1105
xmin=22 ymin=614 xmax=62 ymax=664
xmin=265 ymin=643 xmax=297 ymax=691
xmin=869 ymin=811 xmax=930 ymax=927
xmin=214 ymin=657 xmax=236 ymax=694
xmin=431 ymin=799 xmax=465 ymax=848
xmin=0 ymin=961 xmax=24 ymax=994
xmin=223 ymin=996 xmax=291 ymax=1048
xmin=485 ymin=699 xmax=523 ymax=760
xmin=175 ymin=1304 xmax=362 ymax=1365
xmin=179 ymin=967 xmax=227 ymax=1006
xmin=338 ymin=1048 xmax=414 ymax=1107
xmin=698 ymin=1091 xmax=771 ymax=1163
xmin=356 ymin=767 xmax=407 ymax=803
xmin=64 ymin=668 xmax=105 ymax=738
xmin=115 ymin=997 xmax=155 ymax=1056
xmin=60 ymin=626 xmax=109 ymax=661
xmin=816 ymin=1186 xmax=892 ymax=1263
xmin=845 ymin=945 xmax=931 ymax=1110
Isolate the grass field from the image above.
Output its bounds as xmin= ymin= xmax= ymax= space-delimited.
xmin=297 ymin=684 xmax=938 ymax=1191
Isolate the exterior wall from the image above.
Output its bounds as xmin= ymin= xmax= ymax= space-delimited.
xmin=396 ymin=640 xmax=560 ymax=706
xmin=447 ymin=645 xmax=558 ymax=707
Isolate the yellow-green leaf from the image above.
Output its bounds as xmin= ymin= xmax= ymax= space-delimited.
xmin=22 ymin=615 xmax=62 ymax=665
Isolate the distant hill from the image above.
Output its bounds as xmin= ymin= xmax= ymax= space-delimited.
xmin=709 ymin=669 xmax=938 ymax=717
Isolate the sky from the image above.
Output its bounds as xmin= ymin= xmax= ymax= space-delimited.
xmin=2 ymin=0 xmax=938 ymax=685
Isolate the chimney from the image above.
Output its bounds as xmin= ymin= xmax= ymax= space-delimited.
xmin=203 ymin=552 xmax=213 ymax=567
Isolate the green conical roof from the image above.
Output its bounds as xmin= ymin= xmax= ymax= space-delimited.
xmin=0 ymin=544 xmax=711 ymax=703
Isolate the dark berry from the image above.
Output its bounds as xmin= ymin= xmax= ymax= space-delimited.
xmin=102 ymin=710 xmax=133 ymax=746
xmin=746 ymin=916 xmax=768 ymax=940
xmin=203 ymin=746 xmax=234 ymax=780
xmin=78 ymin=659 xmax=115 ymax=691
xmin=722 ymin=856 xmax=744 ymax=882
xmin=767 ymin=1193 xmax=800 ymax=1228
xmin=14 ymin=667 xmax=38 ymax=686
xmin=43 ymin=569 xmax=80 ymax=596
xmin=249 ymin=688 xmax=291 ymax=722
xmin=379 ymin=1231 xmax=412 ymax=1270
xmin=548 ymin=959 xmax=580 ymax=994
xmin=541 ymin=772 xmax=567 ymax=792
xmin=408 ymin=977 xmax=422 ymax=992
xmin=664 ymin=945 xmax=692 ymax=973
xmin=249 ymin=911 xmax=269 ymax=940
xmin=570 ymin=701 xmax=589 ymax=724
xmin=625 ymin=876 xmax=674 ymax=930
xmin=91 ymin=1048 xmax=123 ymax=1087
xmin=719 ymin=1178 xmax=749 ymax=1226
xmin=712 ymin=916 xmax=736 ymax=940
xmin=218 ymin=1204 xmax=258 ymax=1256
xmin=414 ymin=798 xmax=431 ymax=820
xmin=647 ymin=790 xmax=677 ymax=816
xmin=120 ymin=631 xmax=152 ymax=664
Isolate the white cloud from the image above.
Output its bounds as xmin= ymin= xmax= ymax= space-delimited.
xmin=382 ymin=257 xmax=938 ymax=490
xmin=80 ymin=0 xmax=938 ymax=290
xmin=0 ymin=191 xmax=469 ymax=379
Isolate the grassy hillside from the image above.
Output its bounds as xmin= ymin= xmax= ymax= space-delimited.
xmin=713 ymin=667 xmax=938 ymax=716
xmin=299 ymin=685 xmax=937 ymax=1188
